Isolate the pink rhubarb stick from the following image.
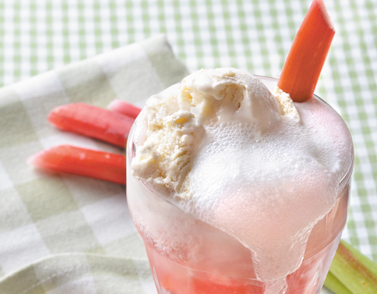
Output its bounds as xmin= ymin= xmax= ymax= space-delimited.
xmin=108 ymin=99 xmax=142 ymax=119
xmin=29 ymin=145 xmax=127 ymax=185
xmin=278 ymin=0 xmax=335 ymax=102
xmin=48 ymin=103 xmax=134 ymax=147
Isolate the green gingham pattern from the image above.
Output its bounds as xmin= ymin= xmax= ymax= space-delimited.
xmin=0 ymin=35 xmax=188 ymax=293
xmin=0 ymin=254 xmax=154 ymax=294
xmin=0 ymin=0 xmax=375 ymax=293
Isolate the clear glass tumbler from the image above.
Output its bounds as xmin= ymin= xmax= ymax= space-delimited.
xmin=126 ymin=77 xmax=354 ymax=294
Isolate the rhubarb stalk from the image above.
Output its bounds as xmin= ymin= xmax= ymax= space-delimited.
xmin=324 ymin=271 xmax=353 ymax=294
xmin=29 ymin=145 xmax=127 ymax=185
xmin=324 ymin=240 xmax=377 ymax=293
xmin=278 ymin=0 xmax=335 ymax=102
xmin=48 ymin=103 xmax=134 ymax=147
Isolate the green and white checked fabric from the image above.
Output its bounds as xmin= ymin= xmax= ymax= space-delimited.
xmin=0 ymin=254 xmax=154 ymax=294
xmin=0 ymin=0 xmax=376 ymax=293
xmin=0 ymin=35 xmax=188 ymax=293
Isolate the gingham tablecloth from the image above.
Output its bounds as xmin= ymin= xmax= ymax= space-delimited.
xmin=0 ymin=0 xmax=376 ymax=293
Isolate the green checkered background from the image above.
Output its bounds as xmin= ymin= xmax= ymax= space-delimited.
xmin=0 ymin=0 xmax=376 ymax=293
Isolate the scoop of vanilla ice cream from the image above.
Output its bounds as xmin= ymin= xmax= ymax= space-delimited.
xmin=132 ymin=68 xmax=299 ymax=200
xmin=179 ymin=68 xmax=284 ymax=131
xmin=131 ymin=84 xmax=205 ymax=199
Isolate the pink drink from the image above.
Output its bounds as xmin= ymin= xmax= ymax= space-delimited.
xmin=127 ymin=75 xmax=354 ymax=294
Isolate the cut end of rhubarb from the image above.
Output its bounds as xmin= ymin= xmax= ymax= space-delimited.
xmin=27 ymin=152 xmax=39 ymax=166
xmin=27 ymin=147 xmax=62 ymax=173
xmin=47 ymin=104 xmax=69 ymax=130
xmin=107 ymin=99 xmax=123 ymax=111
xmin=108 ymin=99 xmax=142 ymax=119
xmin=316 ymin=0 xmax=335 ymax=32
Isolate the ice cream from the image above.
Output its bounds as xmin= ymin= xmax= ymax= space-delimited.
xmin=130 ymin=68 xmax=353 ymax=293
xmin=132 ymin=68 xmax=298 ymax=198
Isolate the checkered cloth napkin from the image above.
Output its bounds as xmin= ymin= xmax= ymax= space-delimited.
xmin=0 ymin=35 xmax=188 ymax=294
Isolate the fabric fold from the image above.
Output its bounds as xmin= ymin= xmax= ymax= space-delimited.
xmin=0 ymin=253 xmax=154 ymax=294
xmin=0 ymin=35 xmax=188 ymax=293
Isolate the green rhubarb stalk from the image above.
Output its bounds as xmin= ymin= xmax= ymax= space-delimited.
xmin=324 ymin=240 xmax=377 ymax=293
xmin=341 ymin=240 xmax=377 ymax=276
xmin=324 ymin=271 xmax=352 ymax=294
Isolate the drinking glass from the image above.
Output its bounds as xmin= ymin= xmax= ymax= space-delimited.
xmin=126 ymin=76 xmax=354 ymax=294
